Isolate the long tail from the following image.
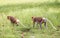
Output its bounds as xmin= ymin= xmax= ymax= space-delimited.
xmin=19 ymin=20 xmax=27 ymax=28
xmin=46 ymin=18 xmax=57 ymax=30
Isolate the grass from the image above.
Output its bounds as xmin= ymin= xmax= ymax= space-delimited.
xmin=0 ymin=1 xmax=60 ymax=38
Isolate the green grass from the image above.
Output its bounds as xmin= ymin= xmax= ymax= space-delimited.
xmin=0 ymin=1 xmax=60 ymax=38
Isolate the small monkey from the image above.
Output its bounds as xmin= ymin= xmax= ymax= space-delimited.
xmin=32 ymin=16 xmax=47 ymax=29
xmin=7 ymin=16 xmax=19 ymax=26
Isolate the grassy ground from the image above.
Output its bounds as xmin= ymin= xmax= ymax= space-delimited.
xmin=0 ymin=0 xmax=60 ymax=38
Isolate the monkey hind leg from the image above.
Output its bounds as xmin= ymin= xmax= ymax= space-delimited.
xmin=44 ymin=22 xmax=47 ymax=29
xmin=16 ymin=23 xmax=19 ymax=26
xmin=40 ymin=23 xmax=42 ymax=29
xmin=16 ymin=24 xmax=19 ymax=26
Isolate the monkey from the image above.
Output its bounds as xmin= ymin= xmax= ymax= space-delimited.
xmin=32 ymin=16 xmax=47 ymax=29
xmin=7 ymin=16 xmax=19 ymax=26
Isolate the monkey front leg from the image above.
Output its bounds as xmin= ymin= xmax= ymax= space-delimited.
xmin=33 ymin=22 xmax=35 ymax=28
xmin=11 ymin=22 xmax=14 ymax=26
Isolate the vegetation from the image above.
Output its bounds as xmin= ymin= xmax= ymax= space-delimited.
xmin=0 ymin=0 xmax=60 ymax=38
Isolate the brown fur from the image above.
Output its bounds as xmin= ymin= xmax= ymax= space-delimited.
xmin=32 ymin=16 xmax=47 ymax=29
xmin=7 ymin=16 xmax=19 ymax=26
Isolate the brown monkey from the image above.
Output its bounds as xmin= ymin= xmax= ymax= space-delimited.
xmin=7 ymin=16 xmax=19 ymax=26
xmin=32 ymin=16 xmax=47 ymax=29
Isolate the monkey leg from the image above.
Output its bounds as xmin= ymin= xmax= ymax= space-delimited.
xmin=16 ymin=24 xmax=19 ymax=26
xmin=36 ymin=22 xmax=39 ymax=28
xmin=43 ymin=18 xmax=47 ymax=28
xmin=11 ymin=22 xmax=14 ymax=26
xmin=16 ymin=23 xmax=19 ymax=26
xmin=40 ymin=23 xmax=42 ymax=29
xmin=44 ymin=22 xmax=47 ymax=28
xmin=33 ymin=22 xmax=35 ymax=28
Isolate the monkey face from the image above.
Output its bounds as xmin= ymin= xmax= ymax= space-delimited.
xmin=7 ymin=16 xmax=10 ymax=20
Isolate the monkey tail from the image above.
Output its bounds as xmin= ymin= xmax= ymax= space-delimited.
xmin=46 ymin=18 xmax=57 ymax=30
xmin=15 ymin=18 xmax=27 ymax=28
xmin=20 ymin=21 xmax=26 ymax=28
xmin=19 ymin=20 xmax=27 ymax=28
